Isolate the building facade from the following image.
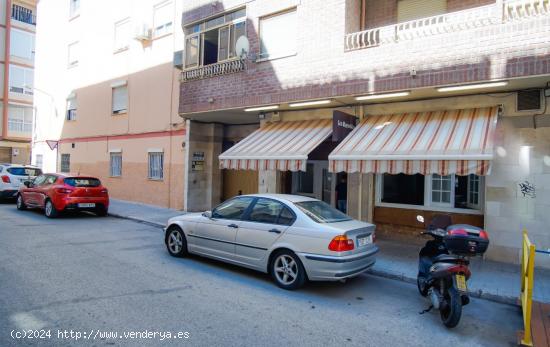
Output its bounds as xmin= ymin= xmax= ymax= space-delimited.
xmin=179 ymin=0 xmax=550 ymax=268
xmin=0 ymin=0 xmax=36 ymax=164
xmin=33 ymin=0 xmax=186 ymax=208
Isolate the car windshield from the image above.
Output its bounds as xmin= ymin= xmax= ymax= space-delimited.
xmin=295 ymin=201 xmax=352 ymax=223
xmin=64 ymin=177 xmax=101 ymax=187
xmin=7 ymin=167 xmax=42 ymax=176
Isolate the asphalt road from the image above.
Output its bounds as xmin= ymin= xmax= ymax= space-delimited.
xmin=0 ymin=203 xmax=522 ymax=347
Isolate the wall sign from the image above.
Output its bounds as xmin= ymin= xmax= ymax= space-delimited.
xmin=332 ymin=111 xmax=357 ymax=142
xmin=192 ymin=152 xmax=205 ymax=171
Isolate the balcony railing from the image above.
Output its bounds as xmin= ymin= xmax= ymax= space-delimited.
xmin=11 ymin=4 xmax=36 ymax=26
xmin=345 ymin=0 xmax=550 ymax=51
xmin=181 ymin=59 xmax=246 ymax=82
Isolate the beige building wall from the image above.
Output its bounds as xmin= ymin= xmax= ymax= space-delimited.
xmin=33 ymin=0 xmax=185 ymax=208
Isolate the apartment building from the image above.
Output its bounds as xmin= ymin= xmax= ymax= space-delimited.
xmin=33 ymin=0 xmax=185 ymax=208
xmin=180 ymin=0 xmax=550 ymax=268
xmin=0 ymin=0 xmax=36 ymax=164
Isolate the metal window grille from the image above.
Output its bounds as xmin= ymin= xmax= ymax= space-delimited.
xmin=110 ymin=153 xmax=122 ymax=177
xmin=148 ymin=152 xmax=163 ymax=179
xmin=61 ymin=154 xmax=70 ymax=173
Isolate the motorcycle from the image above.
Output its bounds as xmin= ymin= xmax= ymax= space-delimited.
xmin=416 ymin=214 xmax=489 ymax=328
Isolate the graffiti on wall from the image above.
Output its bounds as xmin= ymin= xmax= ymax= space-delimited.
xmin=519 ymin=181 xmax=536 ymax=198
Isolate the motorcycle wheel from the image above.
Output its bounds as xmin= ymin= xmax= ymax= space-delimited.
xmin=440 ymin=286 xmax=462 ymax=328
xmin=417 ymin=276 xmax=428 ymax=297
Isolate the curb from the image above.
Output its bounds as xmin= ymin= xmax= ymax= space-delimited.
xmin=367 ymin=268 xmax=518 ymax=306
xmin=108 ymin=212 xmax=165 ymax=229
xmin=110 ymin=211 xmax=520 ymax=307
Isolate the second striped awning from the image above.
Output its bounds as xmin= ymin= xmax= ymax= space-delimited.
xmin=328 ymin=107 xmax=499 ymax=176
xmin=219 ymin=119 xmax=332 ymax=171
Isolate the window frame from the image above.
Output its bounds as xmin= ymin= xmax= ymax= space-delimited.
xmin=60 ymin=154 xmax=70 ymax=173
xmin=10 ymin=28 xmax=35 ymax=61
xmin=35 ymin=154 xmax=43 ymax=169
xmin=147 ymin=152 xmax=164 ymax=180
xmin=69 ymin=0 xmax=80 ymax=18
xmin=111 ymin=84 xmax=128 ymax=115
xmin=258 ymin=7 xmax=297 ymax=61
xmin=183 ymin=7 xmax=246 ymax=69
xmin=109 ymin=152 xmax=122 ymax=177
xmin=67 ymin=41 xmax=79 ymax=67
xmin=8 ymin=65 xmax=33 ymax=95
xmin=375 ymin=173 xmax=484 ymax=215
xmin=153 ymin=1 xmax=173 ymax=38
xmin=114 ymin=17 xmax=131 ymax=52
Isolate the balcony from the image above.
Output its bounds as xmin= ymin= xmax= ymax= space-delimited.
xmin=345 ymin=0 xmax=550 ymax=51
xmin=11 ymin=4 xmax=36 ymax=26
xmin=8 ymin=119 xmax=32 ymax=134
xmin=181 ymin=59 xmax=246 ymax=82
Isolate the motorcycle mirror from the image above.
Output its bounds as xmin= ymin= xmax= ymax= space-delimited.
xmin=416 ymin=215 xmax=425 ymax=223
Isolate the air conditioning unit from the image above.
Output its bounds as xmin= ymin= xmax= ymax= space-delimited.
xmin=134 ymin=24 xmax=152 ymax=42
xmin=516 ymin=89 xmax=542 ymax=112
xmin=173 ymin=50 xmax=183 ymax=70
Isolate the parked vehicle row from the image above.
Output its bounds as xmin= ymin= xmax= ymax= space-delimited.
xmin=0 ymin=163 xmax=42 ymax=199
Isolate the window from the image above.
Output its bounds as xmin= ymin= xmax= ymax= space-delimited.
xmin=114 ymin=18 xmax=131 ymax=51
xmin=66 ymin=95 xmax=77 ymax=120
xmin=153 ymin=1 xmax=173 ymax=38
xmin=7 ymin=105 xmax=33 ymax=133
xmin=9 ymin=65 xmax=33 ymax=95
xmin=68 ymin=41 xmax=79 ymax=67
xmin=33 ymin=175 xmax=47 ymax=186
xmin=295 ymin=201 xmax=352 ymax=223
xmin=10 ymin=29 xmax=35 ymax=61
xmin=397 ymin=0 xmax=447 ymax=23
xmin=297 ymin=163 xmax=314 ymax=194
xmin=431 ymin=174 xmax=452 ymax=207
xmin=377 ymin=173 xmax=483 ymax=211
xmin=212 ymin=197 xmax=254 ymax=220
xmin=60 ymin=154 xmax=70 ymax=173
xmin=259 ymin=8 xmax=297 ymax=60
xmin=112 ymin=84 xmax=128 ymax=114
xmin=183 ymin=8 xmax=246 ymax=68
xmin=148 ymin=152 xmax=163 ymax=180
xmin=64 ymin=177 xmax=101 ymax=187
xmin=11 ymin=4 xmax=35 ymax=25
xmin=69 ymin=0 xmax=80 ymax=17
xmin=248 ymin=198 xmax=293 ymax=225
xmin=35 ymin=154 xmax=43 ymax=169
xmin=110 ymin=152 xmax=122 ymax=177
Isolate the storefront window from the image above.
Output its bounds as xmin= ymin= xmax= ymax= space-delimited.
xmin=378 ymin=173 xmax=483 ymax=212
xmin=381 ymin=174 xmax=424 ymax=205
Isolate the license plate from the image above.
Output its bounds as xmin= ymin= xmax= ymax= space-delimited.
xmin=78 ymin=203 xmax=95 ymax=208
xmin=455 ymin=274 xmax=467 ymax=292
xmin=357 ymin=235 xmax=372 ymax=247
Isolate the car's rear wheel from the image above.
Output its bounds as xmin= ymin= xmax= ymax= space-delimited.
xmin=165 ymin=226 xmax=188 ymax=257
xmin=270 ymin=251 xmax=307 ymax=290
xmin=95 ymin=206 xmax=108 ymax=217
xmin=16 ymin=194 xmax=26 ymax=210
xmin=44 ymin=200 xmax=59 ymax=218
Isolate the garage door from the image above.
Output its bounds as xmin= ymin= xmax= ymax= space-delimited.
xmin=222 ymin=169 xmax=258 ymax=201
xmin=0 ymin=147 xmax=11 ymax=163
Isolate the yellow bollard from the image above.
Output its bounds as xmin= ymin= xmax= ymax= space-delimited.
xmin=519 ymin=229 xmax=535 ymax=347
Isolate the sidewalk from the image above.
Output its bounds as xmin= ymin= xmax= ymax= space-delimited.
xmin=108 ymin=199 xmax=550 ymax=305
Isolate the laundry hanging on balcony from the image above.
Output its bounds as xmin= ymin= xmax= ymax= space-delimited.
xmin=328 ymin=106 xmax=499 ymax=176
xmin=219 ymin=119 xmax=332 ymax=171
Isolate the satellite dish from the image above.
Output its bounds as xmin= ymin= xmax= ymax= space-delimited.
xmin=235 ymin=36 xmax=249 ymax=59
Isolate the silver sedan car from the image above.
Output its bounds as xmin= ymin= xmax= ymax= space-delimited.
xmin=164 ymin=194 xmax=378 ymax=290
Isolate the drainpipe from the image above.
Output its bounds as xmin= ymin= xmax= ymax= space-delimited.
xmin=2 ymin=0 xmax=12 ymax=140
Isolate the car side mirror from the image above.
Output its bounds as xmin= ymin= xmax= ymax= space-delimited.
xmin=23 ymin=181 xmax=32 ymax=188
xmin=202 ymin=211 xmax=212 ymax=219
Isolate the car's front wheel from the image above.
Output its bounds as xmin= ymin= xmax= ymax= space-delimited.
xmin=165 ymin=226 xmax=188 ymax=257
xmin=270 ymin=250 xmax=307 ymax=290
xmin=44 ymin=200 xmax=59 ymax=218
xmin=16 ymin=194 xmax=26 ymax=210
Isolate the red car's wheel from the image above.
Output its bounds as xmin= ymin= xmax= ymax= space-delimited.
xmin=44 ymin=199 xmax=59 ymax=218
xmin=16 ymin=194 xmax=26 ymax=210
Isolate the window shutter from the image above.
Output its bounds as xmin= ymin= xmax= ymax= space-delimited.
xmin=397 ymin=0 xmax=447 ymax=23
xmin=112 ymin=85 xmax=128 ymax=113
xmin=259 ymin=9 xmax=297 ymax=59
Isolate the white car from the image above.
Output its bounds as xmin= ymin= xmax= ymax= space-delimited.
xmin=164 ymin=194 xmax=378 ymax=290
xmin=0 ymin=164 xmax=42 ymax=200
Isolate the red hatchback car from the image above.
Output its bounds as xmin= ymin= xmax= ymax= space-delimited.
xmin=16 ymin=173 xmax=109 ymax=218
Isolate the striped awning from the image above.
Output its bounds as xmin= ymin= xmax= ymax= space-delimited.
xmin=328 ymin=106 xmax=499 ymax=176
xmin=219 ymin=119 xmax=332 ymax=171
